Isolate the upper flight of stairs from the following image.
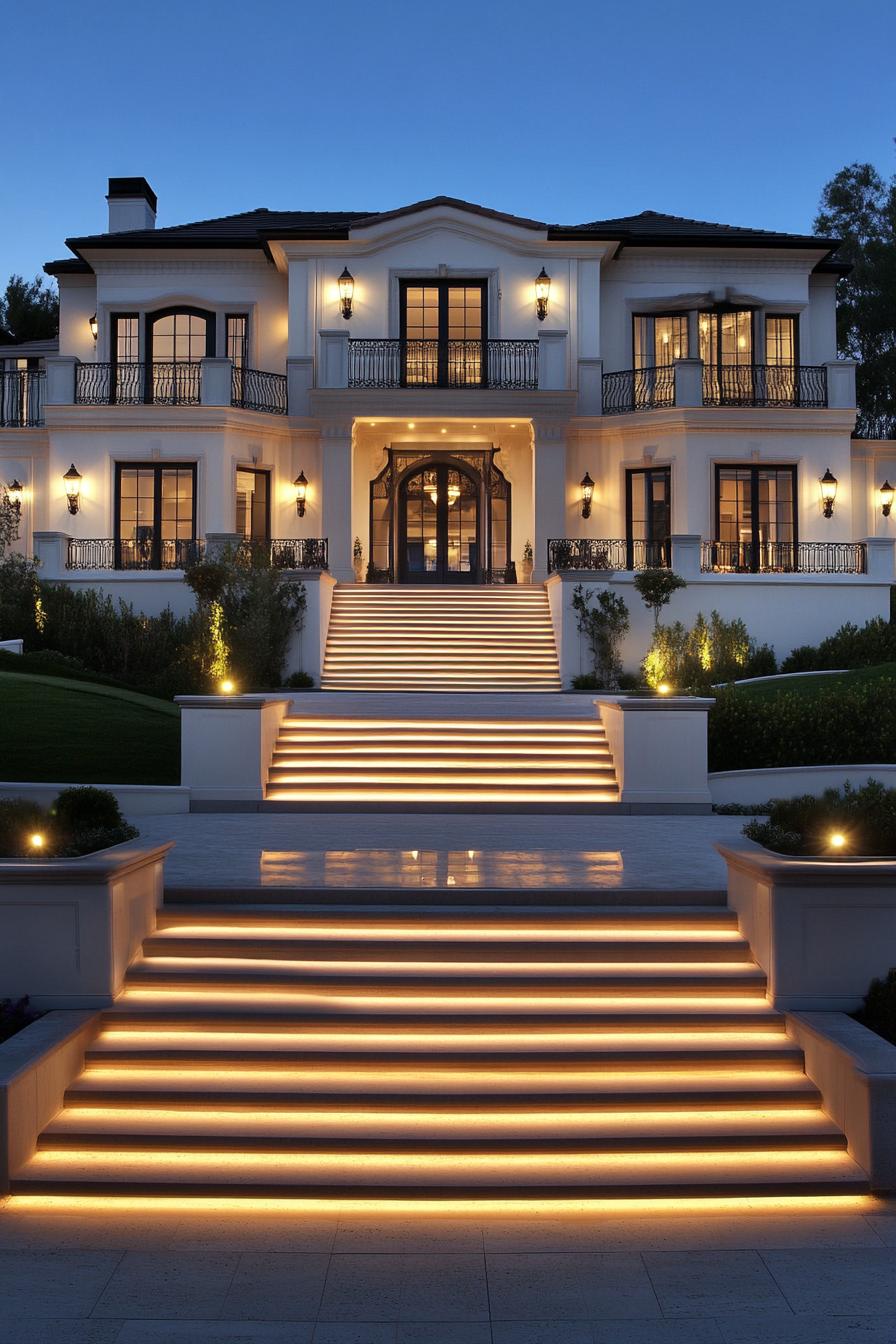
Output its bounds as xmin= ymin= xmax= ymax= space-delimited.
xmin=321 ymin=585 xmax=562 ymax=693
xmin=12 ymin=893 xmax=868 ymax=1201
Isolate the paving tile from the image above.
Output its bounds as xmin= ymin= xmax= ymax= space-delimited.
xmin=0 ymin=1250 xmax=122 ymax=1319
xmin=483 ymin=1213 xmax=881 ymax=1254
xmin=762 ymin=1248 xmax=896 ymax=1316
xmin=0 ymin=1323 xmax=124 ymax=1344
xmin=312 ymin=1326 xmax=397 ymax=1344
xmin=487 ymin=1252 xmax=660 ymax=1321
xmin=643 ymin=1250 xmax=789 ymax=1318
xmin=397 ymin=1253 xmax=489 ymax=1321
xmin=718 ymin=1315 xmax=896 ymax=1342
xmin=592 ymin=1323 xmax=725 ymax=1343
xmin=118 ymin=1325 xmax=314 ymax=1343
xmin=91 ymin=1251 xmax=240 ymax=1320
xmin=317 ymin=1256 xmax=405 ymax=1322
xmin=334 ymin=1218 xmax=483 ymax=1253
xmin=219 ymin=1252 xmax=329 ymax=1321
xmin=0 ymin=1210 xmax=336 ymax=1254
xmin=491 ymin=1325 xmax=594 ymax=1344
xmin=865 ymin=1218 xmax=896 ymax=1247
xmin=397 ymin=1325 xmax=491 ymax=1344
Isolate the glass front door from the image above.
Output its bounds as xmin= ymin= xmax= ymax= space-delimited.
xmin=399 ymin=464 xmax=479 ymax=582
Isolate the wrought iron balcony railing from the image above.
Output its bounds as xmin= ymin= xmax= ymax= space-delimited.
xmin=75 ymin=361 xmax=202 ymax=406
xmin=66 ymin=537 xmax=204 ymax=571
xmin=231 ymin=366 xmax=288 ymax=415
xmin=268 ymin=538 xmax=328 ymax=569
xmin=602 ymin=366 xmax=675 ymax=415
xmin=547 ymin=538 xmax=670 ymax=573
xmin=702 ymin=363 xmax=828 ymax=408
xmin=701 ymin=540 xmax=867 ymax=574
xmin=0 ymin=369 xmax=45 ymax=427
xmin=347 ymin=338 xmax=538 ymax=390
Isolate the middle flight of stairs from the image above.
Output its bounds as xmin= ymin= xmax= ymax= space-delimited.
xmin=321 ymin=585 xmax=562 ymax=693
xmin=11 ymin=892 xmax=868 ymax=1200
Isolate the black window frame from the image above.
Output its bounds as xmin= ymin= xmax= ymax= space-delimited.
xmin=145 ymin=306 xmax=215 ymax=363
xmin=399 ymin=279 xmax=488 ymax=387
xmin=109 ymin=313 xmax=140 ymax=405
xmin=713 ymin=463 xmax=799 ymax=572
xmin=235 ymin=465 xmax=271 ymax=545
xmin=225 ymin=313 xmax=249 ymax=367
xmin=114 ymin=461 xmax=198 ymax=571
xmin=631 ymin=312 xmax=689 ymax=369
xmin=625 ymin=466 xmax=672 ymax=569
xmin=764 ymin=312 xmax=800 ymax=368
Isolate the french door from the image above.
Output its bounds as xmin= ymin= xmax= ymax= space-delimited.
xmin=398 ymin=463 xmax=479 ymax=583
xmin=400 ymin=280 xmax=487 ymax=387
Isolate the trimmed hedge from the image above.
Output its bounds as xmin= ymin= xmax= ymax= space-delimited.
xmin=0 ymin=786 xmax=137 ymax=858
xmin=782 ymin=618 xmax=896 ymax=673
xmin=743 ymin=780 xmax=896 ymax=856
xmin=708 ymin=677 xmax=896 ymax=773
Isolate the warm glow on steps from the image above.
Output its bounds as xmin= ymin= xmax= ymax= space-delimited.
xmin=11 ymin=899 xmax=870 ymax=1203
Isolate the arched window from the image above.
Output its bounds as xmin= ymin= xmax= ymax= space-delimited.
xmin=145 ymin=307 xmax=214 ymax=404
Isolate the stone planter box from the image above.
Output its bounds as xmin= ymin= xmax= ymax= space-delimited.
xmin=595 ymin=695 xmax=714 ymax=812
xmin=717 ymin=838 xmax=896 ymax=1011
xmin=0 ymin=840 xmax=172 ymax=1009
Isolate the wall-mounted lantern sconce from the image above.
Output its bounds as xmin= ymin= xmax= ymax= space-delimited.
xmin=337 ymin=268 xmax=354 ymax=321
xmin=819 ymin=468 xmax=838 ymax=519
xmin=880 ymin=480 xmax=894 ymax=518
xmin=580 ymin=471 xmax=595 ymax=519
xmin=6 ymin=480 xmax=23 ymax=516
xmin=534 ymin=267 xmax=551 ymax=322
xmin=63 ymin=463 xmax=82 ymax=515
xmin=294 ymin=470 xmax=308 ymax=518
xmin=88 ymin=313 xmax=98 ymax=342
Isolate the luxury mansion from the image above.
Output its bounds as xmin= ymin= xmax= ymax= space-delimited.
xmin=1 ymin=177 xmax=894 ymax=681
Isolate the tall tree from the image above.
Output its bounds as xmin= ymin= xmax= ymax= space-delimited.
xmin=815 ymin=159 xmax=896 ymax=439
xmin=0 ymin=274 xmax=59 ymax=344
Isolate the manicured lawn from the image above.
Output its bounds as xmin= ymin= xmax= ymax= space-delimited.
xmin=736 ymin=662 xmax=896 ymax=701
xmin=0 ymin=671 xmax=180 ymax=784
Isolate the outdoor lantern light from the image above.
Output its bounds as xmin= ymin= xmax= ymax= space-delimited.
xmin=63 ymin=463 xmax=82 ymax=515
xmin=819 ymin=468 xmax=838 ymax=519
xmin=7 ymin=480 xmax=23 ymax=516
xmin=88 ymin=312 xmax=98 ymax=342
xmin=534 ymin=267 xmax=551 ymax=322
xmin=337 ymin=267 xmax=354 ymax=320
xmin=829 ymin=831 xmax=846 ymax=851
xmin=580 ymin=471 xmax=595 ymax=519
xmin=29 ymin=833 xmax=45 ymax=850
xmin=880 ymin=480 xmax=894 ymax=518
xmin=294 ymin=470 xmax=308 ymax=517
xmin=219 ymin=678 xmax=235 ymax=695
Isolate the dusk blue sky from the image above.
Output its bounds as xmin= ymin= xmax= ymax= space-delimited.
xmin=2 ymin=0 xmax=894 ymax=284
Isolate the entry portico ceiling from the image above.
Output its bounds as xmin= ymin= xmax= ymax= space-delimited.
xmin=44 ymin=192 xmax=846 ymax=275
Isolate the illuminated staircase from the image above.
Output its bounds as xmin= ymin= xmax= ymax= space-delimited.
xmin=264 ymin=715 xmax=618 ymax=808
xmin=12 ymin=896 xmax=868 ymax=1200
xmin=321 ymin=585 xmax=562 ymax=692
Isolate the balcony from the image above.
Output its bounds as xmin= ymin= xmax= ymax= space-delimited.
xmin=347 ymin=339 xmax=538 ymax=390
xmin=600 ymin=362 xmax=831 ymax=415
xmin=701 ymin=541 xmax=867 ymax=575
xmin=547 ymin=538 xmax=670 ymax=573
xmin=71 ymin=360 xmax=287 ymax=414
xmin=0 ymin=369 xmax=45 ymax=427
xmin=64 ymin=537 xmax=328 ymax=572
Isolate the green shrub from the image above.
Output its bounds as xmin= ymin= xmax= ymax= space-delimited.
xmin=709 ymin=678 xmax=896 ymax=772
xmin=0 ymin=996 xmax=41 ymax=1045
xmin=643 ymin=611 xmax=777 ymax=691
xmin=53 ymin=786 xmax=124 ymax=834
xmin=743 ymin=780 xmax=896 ymax=856
xmin=0 ymin=552 xmax=41 ymax=643
xmin=284 ymin=670 xmax=314 ymax=689
xmin=781 ymin=618 xmax=896 ymax=673
xmin=857 ymin=968 xmax=896 ymax=1046
xmin=0 ymin=799 xmax=52 ymax=858
xmin=572 ymin=584 xmax=630 ymax=690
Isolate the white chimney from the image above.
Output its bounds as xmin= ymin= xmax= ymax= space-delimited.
xmin=106 ymin=177 xmax=157 ymax=233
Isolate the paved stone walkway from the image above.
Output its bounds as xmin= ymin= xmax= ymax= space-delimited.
xmin=2 ymin=1197 xmax=896 ymax=1341
xmin=133 ymin=814 xmax=745 ymax=891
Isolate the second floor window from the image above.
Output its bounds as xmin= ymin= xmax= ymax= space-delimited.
xmin=400 ymin=280 xmax=486 ymax=386
xmin=633 ymin=315 xmax=688 ymax=368
xmin=226 ymin=315 xmax=248 ymax=368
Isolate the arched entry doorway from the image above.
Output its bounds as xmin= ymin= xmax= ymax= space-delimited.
xmin=370 ymin=449 xmax=512 ymax=584
xmin=398 ymin=462 xmax=479 ymax=583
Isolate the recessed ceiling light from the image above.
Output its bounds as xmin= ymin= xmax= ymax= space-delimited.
xmin=510 ymin=423 xmax=516 ymax=428
xmin=407 ymin=422 xmax=416 ymax=429
xmin=440 ymin=428 xmax=447 ymax=434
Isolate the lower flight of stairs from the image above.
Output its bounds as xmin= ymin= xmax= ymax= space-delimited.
xmin=12 ymin=894 xmax=868 ymax=1200
xmin=265 ymin=715 xmax=618 ymax=807
xmin=321 ymin=585 xmax=562 ymax=693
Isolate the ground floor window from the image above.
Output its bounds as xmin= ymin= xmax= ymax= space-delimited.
xmin=236 ymin=467 xmax=269 ymax=543
xmin=115 ymin=463 xmax=197 ymax=569
xmin=626 ymin=467 xmax=671 ymax=568
xmin=714 ymin=464 xmax=797 ymax=570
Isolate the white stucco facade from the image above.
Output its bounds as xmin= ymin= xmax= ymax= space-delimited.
xmin=2 ymin=177 xmax=893 ymax=679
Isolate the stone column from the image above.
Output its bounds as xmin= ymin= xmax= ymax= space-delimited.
xmin=531 ymin=420 xmax=568 ymax=583
xmin=321 ymin=420 xmax=354 ymax=580
xmin=32 ymin=531 xmax=69 ymax=579
xmin=286 ymin=357 xmax=313 ymax=417
xmin=865 ymin=536 xmax=895 ymax=581
xmin=537 ymin=329 xmax=568 ymax=390
xmin=670 ymin=535 xmax=703 ymax=579
xmin=826 ymin=360 xmax=857 ymax=410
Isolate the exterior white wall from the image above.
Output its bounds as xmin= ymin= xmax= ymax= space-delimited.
xmin=710 ymin=764 xmax=896 ymax=806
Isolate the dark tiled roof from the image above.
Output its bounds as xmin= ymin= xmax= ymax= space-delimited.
xmin=49 ymin=198 xmax=843 ymax=271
